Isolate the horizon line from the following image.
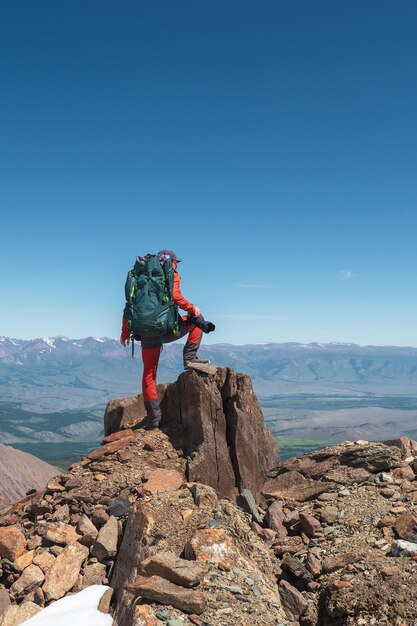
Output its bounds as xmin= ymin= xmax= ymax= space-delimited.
xmin=2 ymin=335 xmax=417 ymax=351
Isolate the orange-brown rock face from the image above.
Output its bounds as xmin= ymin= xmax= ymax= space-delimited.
xmin=4 ymin=369 xmax=417 ymax=626
xmin=104 ymin=367 xmax=280 ymax=502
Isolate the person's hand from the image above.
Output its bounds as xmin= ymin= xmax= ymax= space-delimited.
xmin=120 ymin=318 xmax=131 ymax=346
xmin=120 ymin=333 xmax=130 ymax=347
xmin=193 ymin=306 xmax=202 ymax=317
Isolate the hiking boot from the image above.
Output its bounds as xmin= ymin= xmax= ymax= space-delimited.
xmin=184 ymin=357 xmax=210 ymax=368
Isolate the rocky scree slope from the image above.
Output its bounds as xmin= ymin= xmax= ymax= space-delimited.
xmin=0 ymin=444 xmax=59 ymax=508
xmin=0 ymin=368 xmax=417 ymax=626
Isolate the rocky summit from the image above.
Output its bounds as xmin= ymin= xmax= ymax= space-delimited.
xmin=1 ymin=368 xmax=417 ymax=626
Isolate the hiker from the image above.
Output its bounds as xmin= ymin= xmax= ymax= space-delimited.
xmin=120 ymin=249 xmax=215 ymax=429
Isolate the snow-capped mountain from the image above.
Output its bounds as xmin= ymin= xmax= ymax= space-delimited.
xmin=2 ymin=337 xmax=417 ymax=464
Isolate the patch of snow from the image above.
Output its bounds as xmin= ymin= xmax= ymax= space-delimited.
xmin=21 ymin=585 xmax=113 ymax=626
xmin=93 ymin=337 xmax=106 ymax=343
xmin=42 ymin=338 xmax=56 ymax=349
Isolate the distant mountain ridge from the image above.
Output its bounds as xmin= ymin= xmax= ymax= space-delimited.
xmin=3 ymin=336 xmax=417 ymax=402
xmin=2 ymin=337 xmax=417 ymax=461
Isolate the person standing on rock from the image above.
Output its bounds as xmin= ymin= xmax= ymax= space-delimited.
xmin=120 ymin=250 xmax=215 ymax=429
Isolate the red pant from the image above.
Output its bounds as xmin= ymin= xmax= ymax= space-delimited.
xmin=141 ymin=316 xmax=202 ymax=402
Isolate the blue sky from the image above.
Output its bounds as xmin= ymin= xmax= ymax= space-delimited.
xmin=1 ymin=1 xmax=416 ymax=345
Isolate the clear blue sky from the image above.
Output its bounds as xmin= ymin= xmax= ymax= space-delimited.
xmin=1 ymin=1 xmax=416 ymax=345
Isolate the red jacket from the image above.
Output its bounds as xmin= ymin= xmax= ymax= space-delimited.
xmin=172 ymin=271 xmax=197 ymax=315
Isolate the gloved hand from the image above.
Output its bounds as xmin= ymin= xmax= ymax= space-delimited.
xmin=120 ymin=317 xmax=131 ymax=346
xmin=191 ymin=314 xmax=216 ymax=334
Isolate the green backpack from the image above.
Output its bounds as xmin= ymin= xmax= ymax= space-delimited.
xmin=124 ymin=254 xmax=178 ymax=339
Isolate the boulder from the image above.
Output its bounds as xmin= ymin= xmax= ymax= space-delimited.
xmin=43 ymin=542 xmax=89 ymax=601
xmin=339 ymin=443 xmax=403 ymax=473
xmin=262 ymin=470 xmax=333 ymax=501
xmin=393 ymin=512 xmax=417 ymax=542
xmin=164 ymin=370 xmax=237 ymax=499
xmin=237 ymin=489 xmax=264 ymax=524
xmin=222 ymin=370 xmax=280 ymax=498
xmin=45 ymin=522 xmax=81 ymax=545
xmin=10 ymin=564 xmax=44 ymax=598
xmin=265 ymin=500 xmax=287 ymax=538
xmin=126 ymin=575 xmax=206 ymax=614
xmin=0 ymin=526 xmax=26 ymax=561
xmin=91 ymin=515 xmax=118 ymax=560
xmin=383 ymin=436 xmax=417 ymax=459
xmin=278 ymin=579 xmax=308 ymax=620
xmin=140 ymin=551 xmax=208 ymax=587
xmin=1 ymin=602 xmax=41 ymax=626
xmin=104 ymin=385 xmax=168 ymax=435
xmin=0 ymin=588 xmax=11 ymax=619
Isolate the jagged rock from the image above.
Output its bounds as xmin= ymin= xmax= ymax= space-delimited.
xmin=43 ymin=542 xmax=89 ymax=601
xmin=0 ymin=526 xmax=26 ymax=561
xmin=104 ymin=385 xmax=169 ymax=434
xmin=46 ymin=478 xmax=65 ymax=492
xmin=32 ymin=550 xmax=55 ymax=573
xmin=74 ymin=562 xmax=108 ymax=591
xmin=140 ymin=551 xmax=208 ymax=587
xmin=111 ymin=494 xmax=288 ymax=626
xmin=0 ymin=588 xmax=11 ymax=618
xmin=322 ymin=552 xmax=359 ymax=573
xmin=10 ymin=564 xmax=44 ymax=598
xmin=221 ymin=370 xmax=280 ymax=498
xmin=126 ymin=575 xmax=206 ymax=614
xmin=265 ymin=500 xmax=287 ymax=538
xmin=102 ymin=428 xmax=135 ymax=444
xmin=262 ymin=470 xmax=333 ymax=501
xmin=252 ymin=522 xmax=276 ymax=545
xmin=237 ymin=489 xmax=264 ymax=524
xmin=51 ymin=503 xmax=70 ymax=522
xmin=393 ymin=512 xmax=417 ymax=542
xmin=339 ymin=443 xmax=403 ymax=473
xmin=98 ymin=588 xmax=113 ymax=613
xmin=87 ymin=436 xmax=134 ymax=461
xmin=107 ymin=497 xmax=132 ymax=517
xmin=281 ymin=553 xmax=312 ymax=585
xmin=91 ymin=515 xmax=118 ymax=560
xmin=391 ymin=539 xmax=417 ymax=556
xmin=45 ymin=522 xmax=81 ymax=545
xmin=164 ymin=371 xmax=237 ymax=499
xmin=13 ymin=550 xmax=34 ymax=572
xmin=103 ymin=368 xmax=278 ymax=503
xmin=278 ymin=579 xmax=308 ymax=620
xmin=383 ymin=436 xmax=417 ymax=459
xmin=1 ymin=601 xmax=41 ymax=626
xmin=77 ymin=514 xmax=99 ymax=546
xmin=299 ymin=512 xmax=322 ymax=536
xmin=306 ymin=550 xmax=322 ymax=577
xmin=91 ymin=508 xmax=110 ymax=528
xmin=143 ymin=468 xmax=183 ymax=494
xmin=189 ymin=483 xmax=218 ymax=507
xmin=392 ymin=465 xmax=415 ymax=479
xmin=274 ymin=535 xmax=305 ymax=557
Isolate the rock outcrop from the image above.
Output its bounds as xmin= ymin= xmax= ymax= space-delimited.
xmin=1 ymin=368 xmax=417 ymax=626
xmin=105 ymin=367 xmax=279 ymax=501
xmin=0 ymin=444 xmax=60 ymax=508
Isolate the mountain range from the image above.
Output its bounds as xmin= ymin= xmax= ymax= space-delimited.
xmin=1 ymin=336 xmax=417 ymax=462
